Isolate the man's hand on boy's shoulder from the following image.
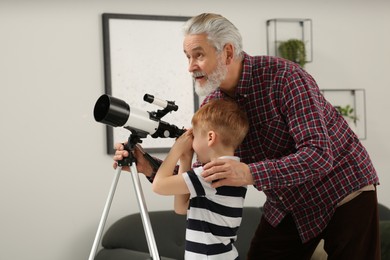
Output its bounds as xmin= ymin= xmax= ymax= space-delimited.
xmin=202 ymin=159 xmax=254 ymax=188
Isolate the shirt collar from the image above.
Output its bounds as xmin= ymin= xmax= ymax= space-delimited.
xmin=218 ymin=156 xmax=240 ymax=162
xmin=220 ymin=52 xmax=252 ymax=100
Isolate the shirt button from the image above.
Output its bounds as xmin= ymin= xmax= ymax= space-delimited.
xmin=263 ymin=186 xmax=267 ymax=190
xmin=252 ymin=156 xmax=256 ymax=159
xmin=279 ymin=196 xmax=283 ymax=200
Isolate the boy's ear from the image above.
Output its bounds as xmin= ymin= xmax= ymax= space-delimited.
xmin=207 ymin=131 xmax=216 ymax=146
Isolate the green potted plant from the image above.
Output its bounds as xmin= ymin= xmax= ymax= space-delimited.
xmin=335 ymin=105 xmax=358 ymax=124
xmin=335 ymin=104 xmax=359 ymax=136
xmin=278 ymin=39 xmax=307 ymax=68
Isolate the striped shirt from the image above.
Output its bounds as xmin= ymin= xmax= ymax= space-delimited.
xmin=201 ymin=52 xmax=379 ymax=243
xmin=182 ymin=156 xmax=247 ymax=260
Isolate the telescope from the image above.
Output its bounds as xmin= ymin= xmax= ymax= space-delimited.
xmin=91 ymin=93 xmax=184 ymax=260
xmin=93 ymin=94 xmax=185 ymax=139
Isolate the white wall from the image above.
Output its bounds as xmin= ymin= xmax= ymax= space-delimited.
xmin=0 ymin=0 xmax=389 ymax=259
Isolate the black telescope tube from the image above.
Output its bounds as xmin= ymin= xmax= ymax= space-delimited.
xmin=93 ymin=94 xmax=130 ymax=127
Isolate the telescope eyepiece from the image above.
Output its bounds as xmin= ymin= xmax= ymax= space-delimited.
xmin=143 ymin=93 xmax=178 ymax=112
xmin=143 ymin=94 xmax=154 ymax=104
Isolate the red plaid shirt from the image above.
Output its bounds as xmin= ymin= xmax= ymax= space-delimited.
xmin=201 ymin=52 xmax=379 ymax=242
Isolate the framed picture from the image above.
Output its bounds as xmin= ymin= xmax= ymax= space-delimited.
xmin=102 ymin=13 xmax=196 ymax=154
xmin=321 ymin=89 xmax=366 ymax=140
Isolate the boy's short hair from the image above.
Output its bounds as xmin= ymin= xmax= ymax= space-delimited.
xmin=191 ymin=99 xmax=249 ymax=149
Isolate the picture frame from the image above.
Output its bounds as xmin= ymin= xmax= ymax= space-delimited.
xmin=321 ymin=89 xmax=367 ymax=140
xmin=102 ymin=13 xmax=197 ymax=154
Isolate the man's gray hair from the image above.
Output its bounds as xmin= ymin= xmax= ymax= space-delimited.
xmin=183 ymin=13 xmax=243 ymax=60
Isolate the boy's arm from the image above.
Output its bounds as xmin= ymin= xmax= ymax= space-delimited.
xmin=174 ymin=154 xmax=192 ymax=215
xmin=152 ymin=130 xmax=193 ymax=196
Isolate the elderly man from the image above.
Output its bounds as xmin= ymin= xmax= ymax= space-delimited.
xmin=114 ymin=13 xmax=380 ymax=259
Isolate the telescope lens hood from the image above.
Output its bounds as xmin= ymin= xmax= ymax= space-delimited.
xmin=93 ymin=94 xmax=130 ymax=127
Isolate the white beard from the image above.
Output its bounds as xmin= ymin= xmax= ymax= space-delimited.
xmin=194 ymin=57 xmax=227 ymax=97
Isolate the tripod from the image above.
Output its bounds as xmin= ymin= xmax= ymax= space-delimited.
xmin=88 ymin=132 xmax=160 ymax=260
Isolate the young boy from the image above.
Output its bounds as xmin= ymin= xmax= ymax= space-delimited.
xmin=152 ymin=99 xmax=249 ymax=260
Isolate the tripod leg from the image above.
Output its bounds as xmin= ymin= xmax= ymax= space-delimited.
xmin=88 ymin=167 xmax=122 ymax=260
xmin=130 ymin=162 xmax=160 ymax=260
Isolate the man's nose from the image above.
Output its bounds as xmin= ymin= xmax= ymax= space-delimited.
xmin=188 ymin=59 xmax=198 ymax=73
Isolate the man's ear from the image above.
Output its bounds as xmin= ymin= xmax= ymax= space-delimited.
xmin=207 ymin=130 xmax=217 ymax=146
xmin=223 ymin=43 xmax=234 ymax=65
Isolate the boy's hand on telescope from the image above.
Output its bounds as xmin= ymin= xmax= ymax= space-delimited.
xmin=172 ymin=129 xmax=193 ymax=157
xmin=112 ymin=142 xmax=154 ymax=177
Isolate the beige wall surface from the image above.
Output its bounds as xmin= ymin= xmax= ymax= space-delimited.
xmin=1 ymin=0 xmax=389 ymax=259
